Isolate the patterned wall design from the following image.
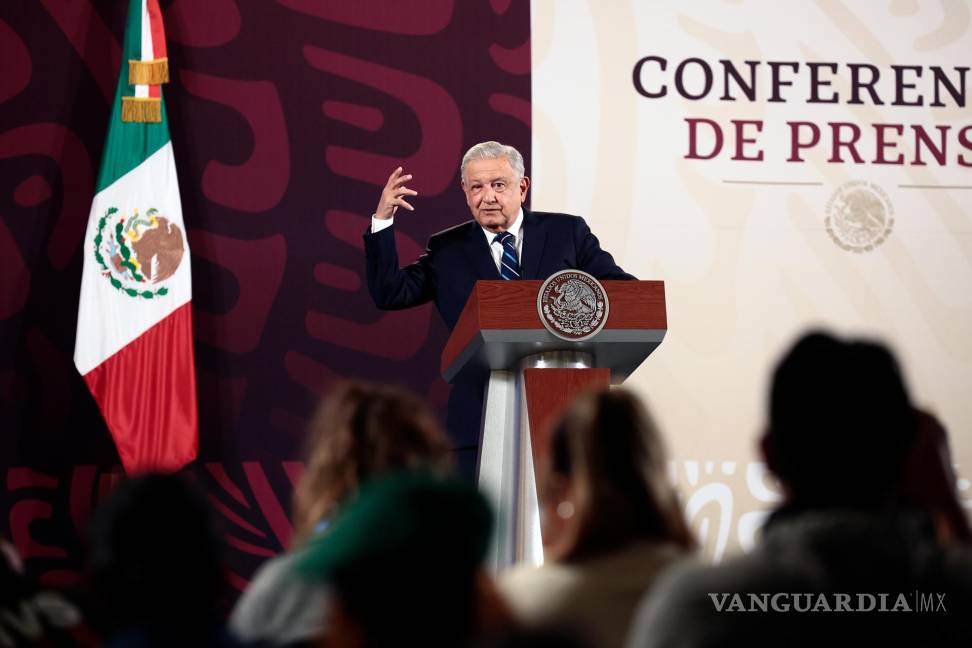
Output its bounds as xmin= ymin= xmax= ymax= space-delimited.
xmin=0 ymin=0 xmax=530 ymax=588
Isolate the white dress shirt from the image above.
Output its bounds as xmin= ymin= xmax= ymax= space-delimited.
xmin=371 ymin=208 xmax=525 ymax=275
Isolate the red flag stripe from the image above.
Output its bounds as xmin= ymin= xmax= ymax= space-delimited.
xmin=82 ymin=302 xmax=198 ymax=474
xmin=147 ymin=0 xmax=164 ymax=99
xmin=146 ymin=0 xmax=167 ymax=59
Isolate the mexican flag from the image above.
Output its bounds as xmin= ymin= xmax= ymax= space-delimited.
xmin=74 ymin=0 xmax=197 ymax=474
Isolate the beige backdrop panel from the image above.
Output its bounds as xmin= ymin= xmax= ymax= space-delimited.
xmin=531 ymin=0 xmax=972 ymax=560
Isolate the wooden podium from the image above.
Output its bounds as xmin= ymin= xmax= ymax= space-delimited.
xmin=441 ymin=280 xmax=667 ymax=569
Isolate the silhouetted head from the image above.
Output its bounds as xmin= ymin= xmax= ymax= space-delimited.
xmin=298 ymin=471 xmax=494 ymax=648
xmin=763 ymin=331 xmax=916 ymax=510
xmin=87 ymin=472 xmax=225 ymax=634
xmin=542 ymin=387 xmax=694 ymax=562
xmin=291 ymin=381 xmax=453 ymax=547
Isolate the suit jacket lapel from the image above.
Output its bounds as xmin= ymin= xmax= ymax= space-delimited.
xmin=464 ymin=222 xmax=500 ymax=279
xmin=519 ymin=207 xmax=545 ymax=280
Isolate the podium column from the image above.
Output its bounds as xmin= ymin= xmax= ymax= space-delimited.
xmin=478 ymin=351 xmax=609 ymax=571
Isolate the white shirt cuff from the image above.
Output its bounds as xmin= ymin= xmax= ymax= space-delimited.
xmin=371 ymin=215 xmax=394 ymax=233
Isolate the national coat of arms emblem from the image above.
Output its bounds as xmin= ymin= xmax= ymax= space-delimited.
xmin=537 ymin=270 xmax=610 ymax=342
xmin=93 ymin=206 xmax=185 ymax=299
xmin=825 ymin=181 xmax=894 ymax=253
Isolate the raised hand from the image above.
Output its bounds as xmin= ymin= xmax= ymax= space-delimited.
xmin=375 ymin=167 xmax=418 ymax=220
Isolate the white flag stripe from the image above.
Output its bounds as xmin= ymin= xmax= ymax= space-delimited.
xmin=74 ymin=142 xmax=191 ymax=376
xmin=140 ymin=0 xmax=153 ymax=61
xmin=134 ymin=0 xmax=151 ymax=98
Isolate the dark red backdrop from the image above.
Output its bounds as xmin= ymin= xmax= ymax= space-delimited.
xmin=0 ymin=0 xmax=530 ymax=590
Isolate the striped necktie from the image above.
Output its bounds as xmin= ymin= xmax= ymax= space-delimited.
xmin=494 ymin=231 xmax=520 ymax=280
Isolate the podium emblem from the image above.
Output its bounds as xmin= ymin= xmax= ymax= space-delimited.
xmin=537 ymin=270 xmax=610 ymax=341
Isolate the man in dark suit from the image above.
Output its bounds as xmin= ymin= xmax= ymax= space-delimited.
xmin=364 ymin=141 xmax=634 ymax=472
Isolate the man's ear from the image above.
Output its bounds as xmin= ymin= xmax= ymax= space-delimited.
xmin=519 ymin=175 xmax=530 ymax=202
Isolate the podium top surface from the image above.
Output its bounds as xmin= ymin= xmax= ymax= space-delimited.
xmin=441 ymin=280 xmax=667 ymax=383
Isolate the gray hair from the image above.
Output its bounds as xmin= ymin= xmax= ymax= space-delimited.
xmin=460 ymin=141 xmax=525 ymax=182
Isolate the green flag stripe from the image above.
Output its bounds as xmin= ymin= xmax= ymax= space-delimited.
xmin=95 ymin=0 xmax=171 ymax=193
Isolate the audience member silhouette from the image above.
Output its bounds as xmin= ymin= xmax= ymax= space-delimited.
xmin=901 ymin=408 xmax=972 ymax=545
xmin=229 ymin=381 xmax=453 ymax=646
xmin=627 ymin=331 xmax=972 ymax=648
xmin=0 ymin=536 xmax=92 ymax=646
xmin=470 ymin=625 xmax=594 ymax=648
xmin=296 ymin=470 xmax=507 ymax=648
xmin=499 ymin=388 xmax=693 ymax=648
xmin=86 ymin=472 xmax=239 ymax=647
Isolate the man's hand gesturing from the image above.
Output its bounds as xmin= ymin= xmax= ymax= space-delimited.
xmin=375 ymin=167 xmax=418 ymax=220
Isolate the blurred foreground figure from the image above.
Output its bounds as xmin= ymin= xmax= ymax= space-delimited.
xmin=87 ymin=473 xmax=238 ymax=647
xmin=627 ymin=331 xmax=972 ymax=648
xmin=0 ymin=537 xmax=93 ymax=646
xmin=901 ymin=409 xmax=972 ymax=546
xmin=229 ymin=382 xmax=453 ymax=646
xmin=297 ymin=471 xmax=509 ymax=648
xmin=498 ymin=388 xmax=693 ymax=648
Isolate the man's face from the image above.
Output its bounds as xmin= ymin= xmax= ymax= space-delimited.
xmin=461 ymin=157 xmax=530 ymax=233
